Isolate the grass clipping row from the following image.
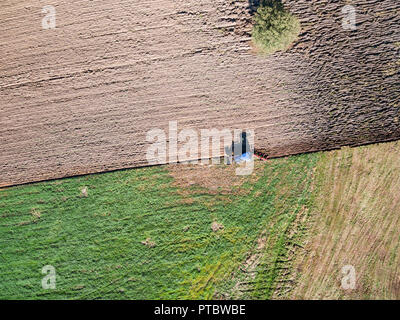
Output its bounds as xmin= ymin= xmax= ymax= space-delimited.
xmin=252 ymin=1 xmax=300 ymax=55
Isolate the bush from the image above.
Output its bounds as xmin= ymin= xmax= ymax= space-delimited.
xmin=252 ymin=1 xmax=300 ymax=55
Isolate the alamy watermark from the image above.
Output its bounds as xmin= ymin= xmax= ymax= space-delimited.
xmin=341 ymin=265 xmax=356 ymax=290
xmin=42 ymin=265 xmax=56 ymax=289
xmin=146 ymin=121 xmax=255 ymax=175
xmin=342 ymin=5 xmax=357 ymax=31
xmin=42 ymin=5 xmax=56 ymax=29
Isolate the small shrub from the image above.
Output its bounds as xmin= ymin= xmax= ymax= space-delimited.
xmin=252 ymin=1 xmax=300 ymax=55
xmin=141 ymin=238 xmax=156 ymax=248
xmin=211 ymin=221 xmax=224 ymax=232
xmin=30 ymin=208 xmax=41 ymax=219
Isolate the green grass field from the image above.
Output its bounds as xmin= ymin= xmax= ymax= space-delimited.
xmin=1 ymin=141 xmax=399 ymax=299
xmin=0 ymin=153 xmax=317 ymax=299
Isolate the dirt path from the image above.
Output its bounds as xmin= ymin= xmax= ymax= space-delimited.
xmin=1 ymin=0 xmax=399 ymax=187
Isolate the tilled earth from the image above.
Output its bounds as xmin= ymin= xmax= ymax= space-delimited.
xmin=1 ymin=0 xmax=399 ymax=187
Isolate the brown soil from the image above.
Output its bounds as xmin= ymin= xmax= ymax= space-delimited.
xmin=168 ymin=161 xmax=263 ymax=195
xmin=1 ymin=0 xmax=399 ymax=187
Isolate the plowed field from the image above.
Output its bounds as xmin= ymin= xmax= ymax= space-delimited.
xmin=1 ymin=0 xmax=399 ymax=187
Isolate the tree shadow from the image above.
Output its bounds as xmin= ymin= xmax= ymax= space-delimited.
xmin=224 ymin=131 xmax=252 ymax=164
xmin=248 ymin=0 xmax=284 ymax=14
xmin=248 ymin=0 xmax=262 ymax=14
